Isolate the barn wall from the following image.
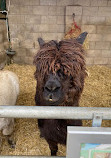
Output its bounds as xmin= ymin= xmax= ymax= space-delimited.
xmin=3 ymin=0 xmax=111 ymax=66
xmin=0 ymin=20 xmax=7 ymax=52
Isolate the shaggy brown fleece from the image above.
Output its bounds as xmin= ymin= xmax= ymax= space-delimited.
xmin=34 ymin=39 xmax=87 ymax=106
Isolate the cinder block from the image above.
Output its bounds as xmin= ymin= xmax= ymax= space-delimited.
xmin=11 ymin=25 xmax=26 ymax=39
xmin=66 ymin=6 xmax=82 ymax=16
xmin=11 ymin=24 xmax=26 ymax=35
xmin=14 ymin=48 xmax=27 ymax=57
xmin=0 ymin=34 xmax=3 ymax=43
xmin=106 ymin=17 xmax=111 ymax=25
xmin=0 ymin=21 xmax=5 ymax=25
xmin=108 ymin=58 xmax=111 ymax=65
xmin=30 ymin=49 xmax=37 ymax=56
xmin=9 ymin=26 xmax=18 ymax=39
xmin=41 ymin=33 xmax=63 ymax=41
xmin=48 ymin=6 xmax=65 ymax=16
xmin=42 ymin=33 xmax=58 ymax=40
xmin=10 ymin=0 xmax=22 ymax=5
xmin=13 ymin=56 xmax=22 ymax=64
xmin=24 ymin=32 xmax=42 ymax=41
xmin=102 ymin=50 xmax=111 ymax=57
xmin=88 ymin=34 xmax=102 ymax=41
xmin=17 ymin=34 xmax=25 ymax=41
xmin=11 ymin=0 xmax=39 ymax=6
xmin=48 ymin=6 xmax=57 ymax=15
xmin=48 ymin=16 xmax=57 ymax=24
xmin=87 ymin=50 xmax=102 ymax=57
xmin=41 ymin=16 xmax=49 ymax=24
xmin=91 ymin=0 xmax=107 ymax=6
xmin=82 ymin=16 xmax=106 ymax=25
xmin=9 ymin=5 xmax=20 ymax=14
xmin=95 ymin=42 xmax=110 ymax=50
xmin=29 ymin=0 xmax=39 ymax=5
xmin=28 ymin=24 xmax=49 ymax=33
xmin=3 ymin=41 xmax=9 ymax=50
xmin=97 ymin=26 xmax=111 ymax=34
xmin=108 ymin=1 xmax=111 ymax=6
xmin=57 ymin=7 xmax=65 ymax=15
xmin=26 ymin=48 xmax=37 ymax=57
xmin=86 ymin=57 xmax=94 ymax=65
xmin=40 ymin=15 xmax=58 ymax=25
xmin=19 ymin=6 xmax=32 ymax=14
xmin=83 ymin=7 xmax=98 ymax=16
xmin=94 ymin=57 xmax=109 ymax=65
xmin=40 ymin=0 xmax=56 ymax=6
xmin=81 ymin=25 xmax=96 ymax=33
xmin=38 ymin=24 xmax=49 ymax=32
xmin=103 ymin=34 xmax=111 ymax=41
xmin=24 ymin=56 xmax=33 ymax=65
xmin=25 ymin=24 xmax=36 ymax=32
xmin=98 ymin=7 xmax=111 ymax=17
xmin=19 ymin=40 xmax=34 ymax=49
xmin=57 ymin=16 xmax=65 ymax=24
xmin=57 ymin=0 xmax=74 ymax=6
xmin=11 ymin=38 xmax=20 ymax=49
xmin=89 ymin=42 xmax=95 ymax=49
xmin=25 ymin=15 xmax=41 ymax=24
xmin=8 ymin=15 xmax=25 ymax=24
xmin=48 ymin=24 xmax=64 ymax=33
xmin=73 ymin=0 xmax=90 ymax=6
xmin=0 ymin=44 xmax=4 ymax=51
xmin=0 ymin=29 xmax=7 ymax=40
xmin=33 ymin=6 xmax=48 ymax=15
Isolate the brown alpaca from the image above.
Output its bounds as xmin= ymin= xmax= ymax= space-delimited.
xmin=34 ymin=32 xmax=88 ymax=156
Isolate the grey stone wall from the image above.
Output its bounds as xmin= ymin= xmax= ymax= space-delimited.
xmin=0 ymin=20 xmax=7 ymax=52
xmin=2 ymin=0 xmax=111 ymax=66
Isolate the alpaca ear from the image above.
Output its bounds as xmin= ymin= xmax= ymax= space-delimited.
xmin=76 ymin=32 xmax=88 ymax=44
xmin=38 ymin=38 xmax=45 ymax=47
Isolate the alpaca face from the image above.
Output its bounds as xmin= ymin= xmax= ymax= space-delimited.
xmin=43 ymin=73 xmax=64 ymax=105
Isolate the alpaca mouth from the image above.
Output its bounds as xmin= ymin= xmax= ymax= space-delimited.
xmin=49 ymin=98 xmax=53 ymax=101
xmin=44 ymin=97 xmax=63 ymax=106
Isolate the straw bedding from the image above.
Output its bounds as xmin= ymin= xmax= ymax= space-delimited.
xmin=0 ymin=64 xmax=110 ymax=156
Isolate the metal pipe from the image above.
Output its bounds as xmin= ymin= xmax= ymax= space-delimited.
xmin=0 ymin=156 xmax=65 ymax=158
xmin=0 ymin=106 xmax=111 ymax=120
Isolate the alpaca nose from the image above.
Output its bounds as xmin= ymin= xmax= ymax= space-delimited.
xmin=45 ymin=81 xmax=60 ymax=92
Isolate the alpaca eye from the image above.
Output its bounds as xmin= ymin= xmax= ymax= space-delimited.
xmin=54 ymin=87 xmax=60 ymax=92
xmin=57 ymin=70 xmax=63 ymax=78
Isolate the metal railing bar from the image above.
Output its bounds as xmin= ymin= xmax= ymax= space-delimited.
xmin=0 ymin=106 xmax=111 ymax=120
xmin=0 ymin=156 xmax=65 ymax=158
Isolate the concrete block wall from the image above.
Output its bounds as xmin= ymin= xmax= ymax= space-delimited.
xmin=65 ymin=1 xmax=111 ymax=66
xmin=2 ymin=0 xmax=111 ymax=66
xmin=0 ymin=20 xmax=8 ymax=51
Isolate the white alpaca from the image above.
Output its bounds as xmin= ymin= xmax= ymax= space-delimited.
xmin=0 ymin=70 xmax=19 ymax=146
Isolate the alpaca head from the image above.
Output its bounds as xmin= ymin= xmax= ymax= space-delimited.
xmin=34 ymin=32 xmax=88 ymax=106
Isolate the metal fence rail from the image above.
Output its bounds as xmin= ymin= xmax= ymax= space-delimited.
xmin=0 ymin=106 xmax=111 ymax=120
xmin=0 ymin=155 xmax=66 ymax=158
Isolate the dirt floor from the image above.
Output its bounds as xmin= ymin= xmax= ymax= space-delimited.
xmin=0 ymin=64 xmax=110 ymax=156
